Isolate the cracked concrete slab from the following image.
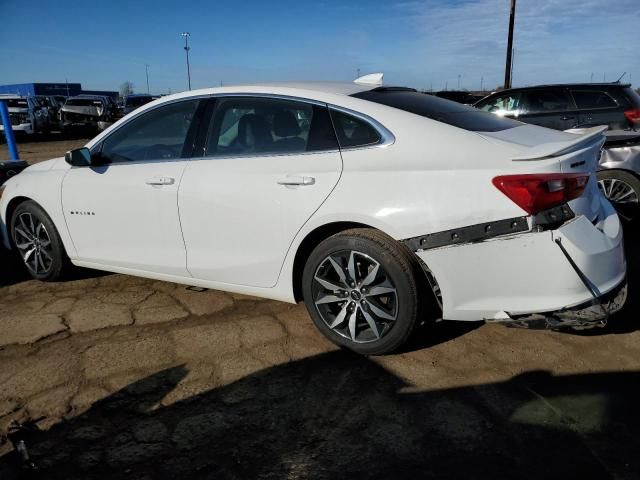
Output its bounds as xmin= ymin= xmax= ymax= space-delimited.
xmin=0 ymin=313 xmax=67 ymax=346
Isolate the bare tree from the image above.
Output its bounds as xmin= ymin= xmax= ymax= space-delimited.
xmin=119 ymin=81 xmax=134 ymax=98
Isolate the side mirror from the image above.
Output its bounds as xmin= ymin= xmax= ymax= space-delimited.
xmin=64 ymin=147 xmax=92 ymax=167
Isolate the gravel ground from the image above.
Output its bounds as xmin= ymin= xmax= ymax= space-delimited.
xmin=0 ymin=138 xmax=639 ymax=479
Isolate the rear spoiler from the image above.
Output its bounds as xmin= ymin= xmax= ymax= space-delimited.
xmin=513 ymin=126 xmax=607 ymax=161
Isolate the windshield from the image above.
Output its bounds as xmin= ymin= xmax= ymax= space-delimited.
xmin=2 ymin=98 xmax=28 ymax=108
xmin=352 ymin=88 xmax=522 ymax=132
xmin=66 ymin=98 xmax=103 ymax=107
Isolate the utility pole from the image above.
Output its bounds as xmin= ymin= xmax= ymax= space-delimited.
xmin=480 ymin=76 xmax=484 ymax=92
xmin=457 ymin=74 xmax=461 ymax=90
xmin=181 ymin=32 xmax=192 ymax=91
xmin=357 ymin=68 xmax=361 ymax=78
xmin=503 ymin=0 xmax=516 ymax=89
xmin=145 ymin=64 xmax=150 ymax=94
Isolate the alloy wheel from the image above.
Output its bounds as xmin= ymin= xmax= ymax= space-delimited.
xmin=13 ymin=212 xmax=54 ymax=275
xmin=312 ymin=250 xmax=398 ymax=343
xmin=598 ymin=178 xmax=639 ymax=222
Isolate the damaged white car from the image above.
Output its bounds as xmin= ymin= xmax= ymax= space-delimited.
xmin=0 ymin=75 xmax=627 ymax=354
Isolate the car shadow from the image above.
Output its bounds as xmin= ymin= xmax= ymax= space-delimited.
xmin=0 ymin=248 xmax=109 ymax=288
xmin=1 ymin=352 xmax=639 ymax=479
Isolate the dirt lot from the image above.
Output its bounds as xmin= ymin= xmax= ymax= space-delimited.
xmin=1 ymin=138 xmax=639 ymax=479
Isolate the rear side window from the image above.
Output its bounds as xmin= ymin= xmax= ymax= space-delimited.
xmin=571 ymin=90 xmax=617 ymax=109
xmin=522 ymin=89 xmax=574 ymax=113
xmin=353 ymin=88 xmax=521 ymax=132
xmin=330 ymin=110 xmax=381 ymax=148
xmin=623 ymin=87 xmax=640 ymax=108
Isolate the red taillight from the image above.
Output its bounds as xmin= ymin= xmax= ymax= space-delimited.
xmin=492 ymin=173 xmax=589 ymax=214
xmin=624 ymin=108 xmax=640 ymax=125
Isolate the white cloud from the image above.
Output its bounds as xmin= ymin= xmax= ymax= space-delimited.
xmin=394 ymin=0 xmax=639 ymax=89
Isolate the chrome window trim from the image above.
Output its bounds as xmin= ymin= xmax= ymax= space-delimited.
xmin=92 ymin=92 xmax=395 ymax=160
xmin=328 ymin=104 xmax=395 ymax=150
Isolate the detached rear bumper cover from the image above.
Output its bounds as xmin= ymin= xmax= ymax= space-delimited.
xmin=411 ymin=200 xmax=626 ymax=323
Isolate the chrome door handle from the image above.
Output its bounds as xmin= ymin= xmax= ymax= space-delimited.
xmin=560 ymin=116 xmax=575 ymax=121
xmin=145 ymin=176 xmax=175 ymax=186
xmin=277 ymin=176 xmax=315 ymax=186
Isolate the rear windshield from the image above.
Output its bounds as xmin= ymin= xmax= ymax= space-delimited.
xmin=352 ymin=88 xmax=522 ymax=132
xmin=623 ymin=87 xmax=640 ymax=108
xmin=66 ymin=98 xmax=102 ymax=107
xmin=2 ymin=98 xmax=28 ymax=108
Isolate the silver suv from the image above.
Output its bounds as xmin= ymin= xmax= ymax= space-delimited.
xmin=0 ymin=95 xmax=49 ymax=136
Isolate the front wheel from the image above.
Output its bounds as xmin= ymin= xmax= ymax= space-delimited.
xmin=302 ymin=228 xmax=425 ymax=355
xmin=597 ymin=170 xmax=640 ymax=224
xmin=11 ymin=201 xmax=70 ymax=281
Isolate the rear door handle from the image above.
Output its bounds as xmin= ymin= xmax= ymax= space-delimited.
xmin=560 ymin=116 xmax=575 ymax=121
xmin=277 ymin=176 xmax=315 ymax=186
xmin=145 ymin=176 xmax=175 ymax=186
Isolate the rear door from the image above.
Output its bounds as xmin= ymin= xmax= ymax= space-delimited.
xmin=519 ymin=88 xmax=578 ymax=130
xmin=571 ymin=89 xmax=624 ymax=129
xmin=179 ymin=96 xmax=342 ymax=287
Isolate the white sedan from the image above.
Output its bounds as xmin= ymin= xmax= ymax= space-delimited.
xmin=0 ymin=75 xmax=627 ymax=354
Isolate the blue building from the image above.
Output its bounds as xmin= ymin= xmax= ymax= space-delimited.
xmin=0 ymin=82 xmax=118 ymax=98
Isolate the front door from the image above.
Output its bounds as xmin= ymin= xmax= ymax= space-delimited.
xmin=61 ymin=98 xmax=203 ymax=276
xmin=179 ymin=96 xmax=342 ymax=287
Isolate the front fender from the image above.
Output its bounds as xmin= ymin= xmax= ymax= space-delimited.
xmin=0 ymin=159 xmax=77 ymax=258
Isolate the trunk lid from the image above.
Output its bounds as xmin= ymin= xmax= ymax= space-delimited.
xmin=479 ymin=125 xmax=607 ymax=221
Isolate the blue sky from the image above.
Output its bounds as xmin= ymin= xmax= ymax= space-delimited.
xmin=0 ymin=0 xmax=637 ymax=94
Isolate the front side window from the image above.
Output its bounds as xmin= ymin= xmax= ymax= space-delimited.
xmin=522 ymin=89 xmax=574 ymax=114
xmin=571 ymin=90 xmax=617 ymax=109
xmin=100 ymin=99 xmax=200 ymax=163
xmin=477 ymin=93 xmax=523 ymax=117
xmin=330 ymin=110 xmax=381 ymax=148
xmin=204 ymin=97 xmax=337 ymax=157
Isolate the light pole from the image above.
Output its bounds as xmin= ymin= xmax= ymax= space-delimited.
xmin=504 ymin=0 xmax=516 ymax=89
xmin=145 ymin=64 xmax=150 ymax=94
xmin=457 ymin=74 xmax=461 ymax=90
xmin=181 ymin=32 xmax=192 ymax=91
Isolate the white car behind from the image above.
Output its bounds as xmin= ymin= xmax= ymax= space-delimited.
xmin=0 ymin=76 xmax=627 ymax=354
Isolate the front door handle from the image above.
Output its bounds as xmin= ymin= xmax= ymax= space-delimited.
xmin=145 ymin=176 xmax=175 ymax=186
xmin=277 ymin=176 xmax=315 ymax=186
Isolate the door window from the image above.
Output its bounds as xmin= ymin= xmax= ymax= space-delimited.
xmin=522 ymin=89 xmax=573 ymax=114
xmin=477 ymin=92 xmax=523 ymax=117
xmin=100 ymin=99 xmax=200 ymax=163
xmin=571 ymin=90 xmax=618 ymax=110
xmin=204 ymin=97 xmax=337 ymax=156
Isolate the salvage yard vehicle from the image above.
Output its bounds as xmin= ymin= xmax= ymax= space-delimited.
xmin=475 ymin=83 xmax=640 ymax=221
xmin=120 ymin=94 xmax=154 ymax=116
xmin=0 ymin=95 xmax=49 ymax=136
xmin=0 ymin=75 xmax=627 ymax=354
xmin=59 ymin=95 xmax=116 ymax=132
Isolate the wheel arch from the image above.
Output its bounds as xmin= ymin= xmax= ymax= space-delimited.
xmin=4 ymin=196 xmax=34 ymax=246
xmin=291 ymin=221 xmax=372 ymax=302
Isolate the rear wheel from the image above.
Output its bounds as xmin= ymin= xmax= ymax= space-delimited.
xmin=10 ymin=201 xmax=70 ymax=281
xmin=302 ymin=228 xmax=425 ymax=355
xmin=597 ymin=170 xmax=640 ymax=224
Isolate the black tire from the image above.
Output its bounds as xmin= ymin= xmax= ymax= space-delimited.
xmin=10 ymin=200 xmax=70 ymax=281
xmin=302 ymin=228 xmax=426 ymax=355
xmin=597 ymin=170 xmax=640 ymax=224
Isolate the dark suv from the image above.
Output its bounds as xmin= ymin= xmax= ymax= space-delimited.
xmin=474 ymin=83 xmax=640 ymax=131
xmin=475 ymin=83 xmax=640 ymax=223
